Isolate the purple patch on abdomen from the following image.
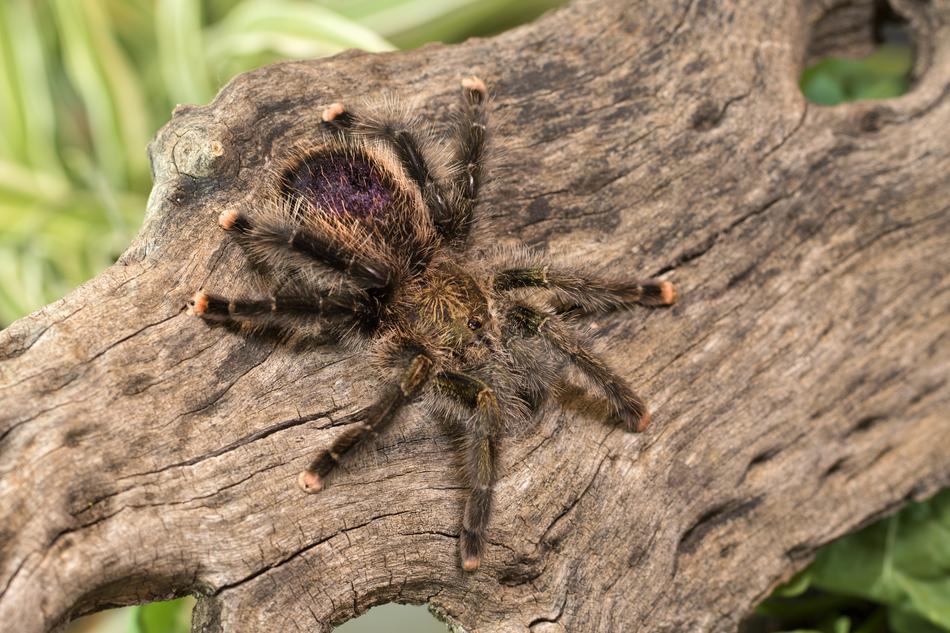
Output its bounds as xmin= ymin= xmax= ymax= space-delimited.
xmin=286 ymin=152 xmax=394 ymax=218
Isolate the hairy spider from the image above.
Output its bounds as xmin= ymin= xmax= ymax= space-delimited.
xmin=188 ymin=77 xmax=676 ymax=572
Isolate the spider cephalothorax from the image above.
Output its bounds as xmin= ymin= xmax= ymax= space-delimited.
xmin=189 ymin=77 xmax=676 ymax=571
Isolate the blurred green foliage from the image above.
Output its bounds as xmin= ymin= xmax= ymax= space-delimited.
xmin=132 ymin=597 xmax=193 ymax=633
xmin=3 ymin=2 xmax=940 ymax=633
xmin=756 ymin=489 xmax=950 ymax=633
xmin=800 ymin=43 xmax=913 ymax=106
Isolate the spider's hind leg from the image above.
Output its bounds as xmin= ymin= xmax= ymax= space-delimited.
xmin=507 ymin=305 xmax=652 ymax=432
xmin=433 ymin=370 xmax=505 ymax=572
xmin=298 ymin=348 xmax=433 ymax=492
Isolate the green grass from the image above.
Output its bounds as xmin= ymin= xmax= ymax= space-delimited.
xmin=2 ymin=2 xmax=941 ymax=633
xmin=0 ymin=0 xmax=564 ymax=327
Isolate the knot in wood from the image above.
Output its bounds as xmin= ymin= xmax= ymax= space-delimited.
xmin=172 ymin=124 xmax=234 ymax=179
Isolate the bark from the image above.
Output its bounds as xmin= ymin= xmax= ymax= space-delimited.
xmin=1 ymin=0 xmax=948 ymax=631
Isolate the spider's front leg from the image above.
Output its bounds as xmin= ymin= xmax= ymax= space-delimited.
xmin=442 ymin=76 xmax=489 ymax=245
xmin=433 ymin=370 xmax=504 ymax=572
xmin=494 ymin=259 xmax=676 ymax=315
xmin=188 ymin=289 xmax=369 ymax=329
xmin=297 ymin=348 xmax=434 ymax=492
xmin=188 ymin=206 xmax=400 ymax=329
xmin=216 ymin=208 xmax=395 ymax=291
xmin=507 ymin=305 xmax=652 ymax=432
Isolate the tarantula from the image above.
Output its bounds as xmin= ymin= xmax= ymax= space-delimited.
xmin=188 ymin=77 xmax=676 ymax=572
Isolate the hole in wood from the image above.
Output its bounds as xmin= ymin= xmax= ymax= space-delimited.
xmin=801 ymin=0 xmax=914 ymax=105
xmin=63 ymin=597 xmax=195 ymax=633
xmin=334 ymin=603 xmax=449 ymax=632
xmin=62 ymin=599 xmax=451 ymax=632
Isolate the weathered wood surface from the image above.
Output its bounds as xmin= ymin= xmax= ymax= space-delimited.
xmin=1 ymin=0 xmax=948 ymax=631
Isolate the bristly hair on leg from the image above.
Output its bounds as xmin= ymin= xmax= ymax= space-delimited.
xmin=188 ymin=75 xmax=677 ymax=572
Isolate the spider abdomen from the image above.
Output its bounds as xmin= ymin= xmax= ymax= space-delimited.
xmin=285 ymin=151 xmax=394 ymax=218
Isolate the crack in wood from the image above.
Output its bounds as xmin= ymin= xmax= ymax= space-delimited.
xmin=676 ymin=496 xmax=764 ymax=559
xmin=214 ymin=509 xmax=414 ymax=596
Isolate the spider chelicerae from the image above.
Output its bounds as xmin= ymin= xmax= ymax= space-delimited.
xmin=188 ymin=76 xmax=676 ymax=572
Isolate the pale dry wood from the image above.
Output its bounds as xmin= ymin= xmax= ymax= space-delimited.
xmin=1 ymin=0 xmax=949 ymax=631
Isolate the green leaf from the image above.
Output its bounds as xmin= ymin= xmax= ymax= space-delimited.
xmin=203 ymin=0 xmax=396 ymax=87
xmin=800 ymin=43 xmax=912 ymax=105
xmin=340 ymin=0 xmax=567 ymax=49
xmin=130 ymin=598 xmax=194 ymax=633
xmin=862 ymin=44 xmax=914 ymax=78
xmin=809 ymin=490 xmax=950 ymax=630
xmin=774 ymin=615 xmax=852 ymax=633
xmin=832 ymin=615 xmax=851 ymax=633
xmin=888 ymin=605 xmax=950 ymax=633
xmin=51 ymin=0 xmax=151 ymax=190
xmin=156 ymin=0 xmax=214 ymax=104
xmin=801 ymin=70 xmax=845 ymax=105
xmin=205 ymin=0 xmax=393 ymax=69
xmin=775 ymin=569 xmax=814 ymax=598
xmin=851 ymin=78 xmax=906 ymax=101
xmin=0 ymin=1 xmax=64 ymax=174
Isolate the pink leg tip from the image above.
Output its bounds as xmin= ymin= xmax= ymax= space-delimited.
xmin=189 ymin=291 xmax=208 ymax=316
xmin=636 ymin=409 xmax=652 ymax=433
xmin=461 ymin=555 xmax=481 ymax=572
xmin=218 ymin=208 xmax=240 ymax=231
xmin=461 ymin=76 xmax=487 ymax=97
xmin=659 ymin=281 xmax=677 ymax=305
xmin=297 ymin=469 xmax=323 ymax=493
xmin=322 ymin=102 xmax=346 ymax=123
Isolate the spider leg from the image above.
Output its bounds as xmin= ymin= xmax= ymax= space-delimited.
xmin=298 ymin=350 xmax=434 ymax=493
xmin=507 ymin=305 xmax=651 ymax=432
xmin=321 ymin=99 xmax=458 ymax=244
xmin=218 ymin=208 xmax=395 ymax=291
xmin=495 ymin=264 xmax=676 ymax=315
xmin=187 ymin=289 xmax=370 ymax=328
xmin=440 ymin=76 xmax=489 ymax=246
xmin=434 ymin=370 xmax=502 ymax=572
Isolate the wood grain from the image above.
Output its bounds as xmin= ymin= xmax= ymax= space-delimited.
xmin=1 ymin=0 xmax=948 ymax=631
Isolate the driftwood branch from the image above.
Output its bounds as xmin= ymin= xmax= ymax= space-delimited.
xmin=2 ymin=0 xmax=948 ymax=631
